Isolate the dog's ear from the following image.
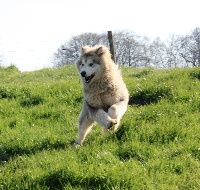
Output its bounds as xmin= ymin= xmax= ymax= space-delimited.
xmin=81 ymin=46 xmax=87 ymax=54
xmin=95 ymin=46 xmax=104 ymax=57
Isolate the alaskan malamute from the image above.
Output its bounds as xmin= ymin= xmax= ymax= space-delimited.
xmin=75 ymin=45 xmax=129 ymax=145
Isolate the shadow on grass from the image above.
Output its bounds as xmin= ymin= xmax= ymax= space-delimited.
xmin=117 ymin=145 xmax=148 ymax=164
xmin=0 ymin=87 xmax=17 ymax=99
xmin=0 ymin=139 xmax=74 ymax=162
xmin=20 ymin=95 xmax=44 ymax=107
xmin=35 ymin=169 xmax=125 ymax=190
xmin=129 ymin=86 xmax=173 ymax=106
xmin=189 ymin=70 xmax=200 ymax=80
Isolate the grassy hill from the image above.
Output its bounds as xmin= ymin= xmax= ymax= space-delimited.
xmin=0 ymin=65 xmax=199 ymax=189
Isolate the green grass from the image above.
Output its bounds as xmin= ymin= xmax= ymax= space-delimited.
xmin=0 ymin=65 xmax=199 ymax=189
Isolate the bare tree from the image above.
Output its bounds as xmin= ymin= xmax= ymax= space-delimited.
xmin=53 ymin=33 xmax=108 ymax=67
xmin=148 ymin=37 xmax=168 ymax=68
xmin=113 ymin=30 xmax=150 ymax=67
xmin=53 ymin=30 xmax=151 ymax=68
xmin=165 ymin=34 xmax=185 ymax=68
xmin=52 ymin=28 xmax=200 ymax=68
xmin=179 ymin=28 xmax=200 ymax=67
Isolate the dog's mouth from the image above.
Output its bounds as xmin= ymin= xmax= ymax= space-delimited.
xmin=84 ymin=74 xmax=95 ymax=84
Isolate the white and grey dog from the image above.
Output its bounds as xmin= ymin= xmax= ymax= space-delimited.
xmin=75 ymin=45 xmax=129 ymax=145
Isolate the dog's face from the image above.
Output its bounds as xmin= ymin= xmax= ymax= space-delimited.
xmin=79 ymin=56 xmax=101 ymax=84
xmin=76 ymin=46 xmax=105 ymax=84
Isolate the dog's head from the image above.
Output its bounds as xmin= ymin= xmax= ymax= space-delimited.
xmin=76 ymin=45 xmax=110 ymax=84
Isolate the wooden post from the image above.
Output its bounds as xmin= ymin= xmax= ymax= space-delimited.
xmin=107 ymin=31 xmax=116 ymax=63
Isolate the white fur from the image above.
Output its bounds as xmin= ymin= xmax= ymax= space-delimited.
xmin=75 ymin=45 xmax=129 ymax=145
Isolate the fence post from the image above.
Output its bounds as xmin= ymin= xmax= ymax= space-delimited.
xmin=107 ymin=31 xmax=116 ymax=63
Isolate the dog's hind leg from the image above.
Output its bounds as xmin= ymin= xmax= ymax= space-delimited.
xmin=75 ymin=105 xmax=94 ymax=145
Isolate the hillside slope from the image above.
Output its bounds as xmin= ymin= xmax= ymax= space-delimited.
xmin=0 ymin=65 xmax=200 ymax=189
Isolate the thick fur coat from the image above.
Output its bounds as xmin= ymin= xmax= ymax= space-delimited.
xmin=75 ymin=45 xmax=129 ymax=145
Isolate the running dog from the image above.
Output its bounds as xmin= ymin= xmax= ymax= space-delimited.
xmin=75 ymin=45 xmax=129 ymax=145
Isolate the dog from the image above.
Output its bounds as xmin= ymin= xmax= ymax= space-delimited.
xmin=75 ymin=45 xmax=129 ymax=145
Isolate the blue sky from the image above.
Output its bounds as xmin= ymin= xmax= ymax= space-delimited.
xmin=0 ymin=0 xmax=199 ymax=71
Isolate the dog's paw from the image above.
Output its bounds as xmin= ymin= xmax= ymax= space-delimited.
xmin=73 ymin=142 xmax=81 ymax=148
xmin=107 ymin=119 xmax=118 ymax=130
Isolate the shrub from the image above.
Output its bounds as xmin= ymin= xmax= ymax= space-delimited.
xmin=129 ymin=86 xmax=173 ymax=106
xmin=20 ymin=95 xmax=44 ymax=107
xmin=189 ymin=70 xmax=200 ymax=80
xmin=0 ymin=87 xmax=17 ymax=99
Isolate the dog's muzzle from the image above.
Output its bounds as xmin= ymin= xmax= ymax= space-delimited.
xmin=80 ymin=71 xmax=95 ymax=84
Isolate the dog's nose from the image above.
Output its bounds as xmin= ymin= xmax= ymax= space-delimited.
xmin=80 ymin=71 xmax=86 ymax=77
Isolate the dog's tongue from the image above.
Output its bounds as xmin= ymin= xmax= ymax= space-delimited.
xmin=85 ymin=76 xmax=90 ymax=83
xmin=84 ymin=74 xmax=94 ymax=84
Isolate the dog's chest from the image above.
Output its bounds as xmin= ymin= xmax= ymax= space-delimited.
xmin=85 ymin=90 xmax=118 ymax=109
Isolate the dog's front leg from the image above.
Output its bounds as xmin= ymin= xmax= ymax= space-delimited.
xmin=107 ymin=100 xmax=128 ymax=131
xmin=87 ymin=103 xmax=117 ymax=130
xmin=108 ymin=100 xmax=128 ymax=121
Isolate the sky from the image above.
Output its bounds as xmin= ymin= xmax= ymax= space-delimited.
xmin=0 ymin=0 xmax=199 ymax=71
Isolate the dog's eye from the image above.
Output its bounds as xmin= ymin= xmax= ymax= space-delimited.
xmin=81 ymin=63 xmax=84 ymax=67
xmin=89 ymin=63 xmax=94 ymax=67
